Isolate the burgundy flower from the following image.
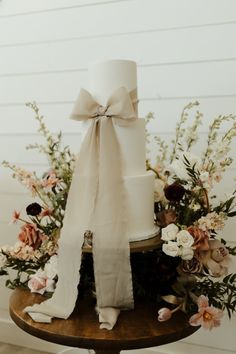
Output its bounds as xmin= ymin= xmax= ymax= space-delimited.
xmin=164 ymin=182 xmax=185 ymax=202
xmin=26 ymin=203 xmax=42 ymax=216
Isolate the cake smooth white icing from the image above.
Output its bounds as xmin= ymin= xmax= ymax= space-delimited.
xmin=88 ymin=60 xmax=137 ymax=106
xmin=84 ymin=59 xmax=158 ymax=241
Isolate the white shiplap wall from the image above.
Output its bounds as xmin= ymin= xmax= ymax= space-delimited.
xmin=0 ymin=0 xmax=236 ymax=353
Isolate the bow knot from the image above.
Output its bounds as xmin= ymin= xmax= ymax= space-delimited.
xmin=95 ymin=105 xmax=109 ymax=117
xmin=70 ymin=87 xmax=137 ymax=126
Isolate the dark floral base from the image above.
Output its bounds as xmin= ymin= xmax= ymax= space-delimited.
xmin=78 ymin=249 xmax=181 ymax=304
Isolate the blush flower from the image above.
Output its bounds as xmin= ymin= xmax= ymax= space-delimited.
xmin=199 ymin=239 xmax=231 ymax=277
xmin=40 ymin=207 xmax=53 ymax=217
xmin=28 ymin=271 xmax=55 ymax=295
xmin=154 ymin=179 xmax=166 ymax=203
xmin=189 ymin=295 xmax=223 ymax=330
xmin=42 ymin=172 xmax=59 ymax=192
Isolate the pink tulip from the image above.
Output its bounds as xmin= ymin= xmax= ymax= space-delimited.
xmin=158 ymin=307 xmax=172 ymax=322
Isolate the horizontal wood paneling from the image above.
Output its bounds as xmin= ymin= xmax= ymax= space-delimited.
xmin=0 ymin=97 xmax=236 ymax=134
xmin=1 ymin=24 xmax=236 ymax=75
xmin=1 ymin=62 xmax=236 ymax=104
xmin=0 ymin=132 xmax=236 ymax=167
xmin=0 ymin=0 xmax=122 ymax=17
xmin=0 ymin=0 xmax=236 ymax=352
xmin=1 ymin=0 xmax=236 ymax=46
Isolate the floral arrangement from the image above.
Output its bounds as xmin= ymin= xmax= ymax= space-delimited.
xmin=146 ymin=102 xmax=236 ymax=330
xmin=0 ymin=102 xmax=75 ymax=292
xmin=0 ymin=101 xmax=236 ymax=331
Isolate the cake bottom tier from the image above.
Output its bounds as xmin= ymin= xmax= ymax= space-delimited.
xmin=124 ymin=171 xmax=159 ymax=242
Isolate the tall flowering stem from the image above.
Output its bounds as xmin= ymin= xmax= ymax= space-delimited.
xmin=0 ymin=103 xmax=75 ymax=289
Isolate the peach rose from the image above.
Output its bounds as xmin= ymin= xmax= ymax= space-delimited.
xmin=187 ymin=226 xmax=210 ymax=251
xmin=18 ymin=223 xmax=43 ymax=250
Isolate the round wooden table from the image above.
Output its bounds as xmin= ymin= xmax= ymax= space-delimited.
xmin=10 ymin=288 xmax=199 ymax=354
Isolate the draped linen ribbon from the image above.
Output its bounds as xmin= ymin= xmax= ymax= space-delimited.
xmin=24 ymin=86 xmax=136 ymax=329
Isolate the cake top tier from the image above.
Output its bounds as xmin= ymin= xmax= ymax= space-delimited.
xmin=88 ymin=60 xmax=137 ymax=106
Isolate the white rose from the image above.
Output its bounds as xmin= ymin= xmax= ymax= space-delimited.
xmin=177 ymin=230 xmax=194 ymax=248
xmin=154 ymin=179 xmax=165 ymax=202
xmin=170 ymin=152 xmax=201 ymax=181
xmin=162 ymin=241 xmax=180 ymax=257
xmin=0 ymin=253 xmax=7 ymax=268
xmin=161 ymin=223 xmax=179 ymax=241
xmin=180 ymin=247 xmax=194 ymax=260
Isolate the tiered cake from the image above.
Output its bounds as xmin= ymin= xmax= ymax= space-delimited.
xmin=83 ymin=59 xmax=158 ymax=241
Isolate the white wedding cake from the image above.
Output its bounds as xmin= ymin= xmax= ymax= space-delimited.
xmin=83 ymin=59 xmax=158 ymax=241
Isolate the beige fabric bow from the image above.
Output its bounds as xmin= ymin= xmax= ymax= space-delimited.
xmin=24 ymin=86 xmax=135 ymax=329
xmin=70 ymin=86 xmax=137 ymax=125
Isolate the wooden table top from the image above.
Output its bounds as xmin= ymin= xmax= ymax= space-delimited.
xmin=10 ymin=288 xmax=199 ymax=352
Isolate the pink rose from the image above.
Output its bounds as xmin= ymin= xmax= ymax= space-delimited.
xmin=28 ymin=276 xmax=46 ymax=294
xmin=28 ymin=274 xmax=55 ymax=295
xmin=18 ymin=223 xmax=43 ymax=250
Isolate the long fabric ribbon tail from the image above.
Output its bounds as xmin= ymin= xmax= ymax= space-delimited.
xmin=24 ymin=122 xmax=99 ymax=321
xmin=24 ymin=115 xmax=134 ymax=330
xmin=93 ymin=118 xmax=134 ymax=311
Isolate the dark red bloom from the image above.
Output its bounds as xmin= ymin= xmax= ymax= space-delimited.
xmin=164 ymin=182 xmax=185 ymax=202
xmin=26 ymin=203 xmax=42 ymax=216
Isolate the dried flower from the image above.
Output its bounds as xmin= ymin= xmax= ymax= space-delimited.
xmin=198 ymin=212 xmax=225 ymax=232
xmin=156 ymin=209 xmax=177 ymax=227
xmin=12 ymin=210 xmax=21 ymax=224
xmin=181 ymin=257 xmax=202 ymax=274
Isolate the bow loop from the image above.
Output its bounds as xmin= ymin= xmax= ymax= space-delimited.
xmin=70 ymin=87 xmax=137 ymax=125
